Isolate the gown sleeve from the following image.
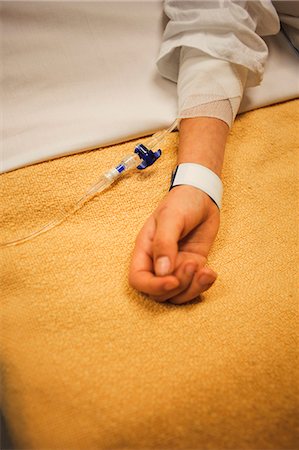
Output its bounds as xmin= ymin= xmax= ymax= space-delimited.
xmin=156 ymin=0 xmax=280 ymax=128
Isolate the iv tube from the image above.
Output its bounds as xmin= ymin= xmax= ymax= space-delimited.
xmin=1 ymin=119 xmax=179 ymax=248
xmin=146 ymin=118 xmax=178 ymax=149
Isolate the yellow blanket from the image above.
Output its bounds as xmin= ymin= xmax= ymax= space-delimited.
xmin=1 ymin=100 xmax=298 ymax=449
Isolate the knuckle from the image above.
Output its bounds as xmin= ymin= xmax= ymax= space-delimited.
xmin=153 ymin=234 xmax=174 ymax=249
xmin=153 ymin=236 xmax=164 ymax=249
xmin=153 ymin=238 xmax=170 ymax=255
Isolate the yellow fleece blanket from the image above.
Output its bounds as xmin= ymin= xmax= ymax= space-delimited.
xmin=1 ymin=100 xmax=298 ymax=450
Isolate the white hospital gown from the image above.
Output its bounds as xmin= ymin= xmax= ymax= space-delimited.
xmin=156 ymin=0 xmax=282 ymax=128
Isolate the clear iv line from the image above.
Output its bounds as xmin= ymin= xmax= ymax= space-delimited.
xmin=1 ymin=119 xmax=179 ymax=248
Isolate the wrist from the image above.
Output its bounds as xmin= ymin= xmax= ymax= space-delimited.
xmin=170 ymin=162 xmax=223 ymax=210
xmin=169 ymin=184 xmax=219 ymax=213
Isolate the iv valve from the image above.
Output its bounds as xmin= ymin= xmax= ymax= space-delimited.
xmin=134 ymin=144 xmax=162 ymax=170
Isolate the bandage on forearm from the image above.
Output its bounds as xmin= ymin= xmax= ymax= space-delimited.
xmin=177 ymin=47 xmax=248 ymax=128
xmin=177 ymin=98 xmax=241 ymax=129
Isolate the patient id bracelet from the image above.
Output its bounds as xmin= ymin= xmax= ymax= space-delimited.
xmin=169 ymin=162 xmax=223 ymax=209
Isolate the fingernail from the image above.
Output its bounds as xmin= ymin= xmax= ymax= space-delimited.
xmin=155 ymin=256 xmax=171 ymax=276
xmin=198 ymin=274 xmax=214 ymax=286
xmin=185 ymin=264 xmax=196 ymax=276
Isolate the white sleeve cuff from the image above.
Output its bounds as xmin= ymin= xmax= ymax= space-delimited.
xmin=156 ymin=0 xmax=279 ymax=87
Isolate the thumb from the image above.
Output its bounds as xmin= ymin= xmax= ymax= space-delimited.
xmin=153 ymin=208 xmax=184 ymax=276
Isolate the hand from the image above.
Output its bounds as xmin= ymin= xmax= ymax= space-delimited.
xmin=129 ymin=185 xmax=220 ymax=304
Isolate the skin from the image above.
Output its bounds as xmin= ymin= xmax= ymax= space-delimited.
xmin=129 ymin=117 xmax=229 ymax=304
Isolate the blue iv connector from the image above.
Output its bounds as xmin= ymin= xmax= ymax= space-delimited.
xmin=134 ymin=144 xmax=162 ymax=170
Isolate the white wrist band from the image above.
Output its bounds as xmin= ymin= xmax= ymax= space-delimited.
xmin=170 ymin=163 xmax=223 ymax=209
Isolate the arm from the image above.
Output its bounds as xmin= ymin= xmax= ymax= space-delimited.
xmin=129 ymin=116 xmax=228 ymax=304
xmin=128 ymin=0 xmax=279 ymax=304
xmin=177 ymin=116 xmax=228 ymax=177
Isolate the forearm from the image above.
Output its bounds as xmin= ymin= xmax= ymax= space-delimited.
xmin=177 ymin=117 xmax=229 ymax=178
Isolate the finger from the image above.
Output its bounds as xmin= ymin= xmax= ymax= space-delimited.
xmin=151 ymin=260 xmax=197 ymax=303
xmin=153 ymin=207 xmax=184 ymax=277
xmin=129 ymin=217 xmax=180 ymax=295
xmin=130 ymin=216 xmax=156 ymax=274
xmin=197 ymin=266 xmax=218 ymax=288
xmin=129 ymin=270 xmax=180 ymax=296
xmin=169 ymin=266 xmax=217 ymax=305
xmin=149 ymin=251 xmax=206 ymax=302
